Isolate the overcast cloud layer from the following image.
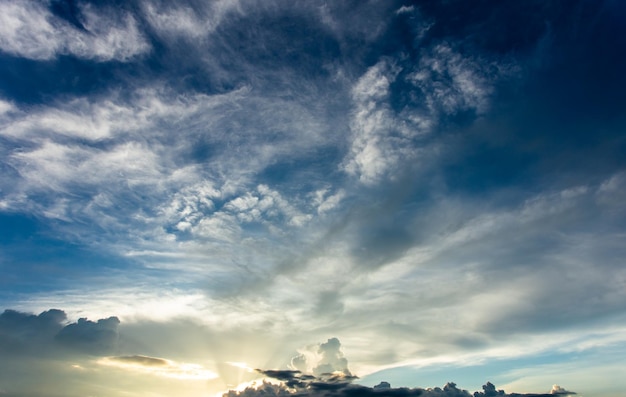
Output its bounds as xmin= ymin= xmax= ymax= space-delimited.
xmin=1 ymin=1 xmax=625 ymax=397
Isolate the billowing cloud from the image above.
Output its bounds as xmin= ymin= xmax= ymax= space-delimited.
xmin=291 ymin=338 xmax=351 ymax=377
xmin=227 ymin=371 xmax=576 ymax=397
xmin=0 ymin=309 xmax=120 ymax=356
xmin=55 ymin=316 xmax=120 ymax=354
xmin=0 ymin=309 xmax=66 ymax=355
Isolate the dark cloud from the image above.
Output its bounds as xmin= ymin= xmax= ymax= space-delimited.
xmin=226 ymin=373 xmax=575 ymax=397
xmin=236 ymin=340 xmax=576 ymax=397
xmin=55 ymin=315 xmax=120 ymax=354
xmin=108 ymin=354 xmax=169 ymax=367
xmin=0 ymin=309 xmax=66 ymax=354
xmin=0 ymin=308 xmax=120 ymax=356
xmin=473 ymin=381 xmax=575 ymax=397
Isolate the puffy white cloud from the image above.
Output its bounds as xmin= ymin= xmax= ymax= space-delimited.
xmin=290 ymin=338 xmax=351 ymax=377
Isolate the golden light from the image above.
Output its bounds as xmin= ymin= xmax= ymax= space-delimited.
xmin=98 ymin=355 xmax=219 ymax=380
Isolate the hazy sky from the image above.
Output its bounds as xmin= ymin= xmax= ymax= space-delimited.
xmin=1 ymin=1 xmax=625 ymax=397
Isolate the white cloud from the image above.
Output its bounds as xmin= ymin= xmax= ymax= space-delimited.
xmin=343 ymin=60 xmax=405 ymax=185
xmin=0 ymin=1 xmax=59 ymax=60
xmin=313 ymin=188 xmax=346 ymax=214
xmin=193 ymin=212 xmax=242 ymax=242
xmin=343 ymin=43 xmax=499 ymax=185
xmin=396 ymin=6 xmax=415 ymax=15
xmin=0 ymin=0 xmax=150 ymax=61
xmin=144 ymin=0 xmax=242 ymax=39
xmin=413 ymin=44 xmax=493 ymax=115
xmin=0 ymin=99 xmax=15 ymax=116
xmin=9 ymin=140 xmax=162 ymax=194
xmin=1 ymin=87 xmax=251 ymax=142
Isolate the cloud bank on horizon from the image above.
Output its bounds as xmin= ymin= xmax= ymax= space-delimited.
xmin=244 ymin=369 xmax=576 ymax=397
xmin=1 ymin=0 xmax=625 ymax=396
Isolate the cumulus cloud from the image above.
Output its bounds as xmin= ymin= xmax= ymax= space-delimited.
xmin=0 ymin=0 xmax=150 ymax=61
xmin=226 ymin=372 xmax=574 ymax=397
xmin=0 ymin=309 xmax=120 ymax=356
xmin=55 ymin=316 xmax=120 ymax=354
xmin=0 ymin=309 xmax=66 ymax=354
xmin=290 ymin=338 xmax=351 ymax=377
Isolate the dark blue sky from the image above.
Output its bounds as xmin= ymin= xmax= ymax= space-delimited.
xmin=0 ymin=1 xmax=624 ymax=396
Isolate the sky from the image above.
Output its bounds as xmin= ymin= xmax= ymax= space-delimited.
xmin=0 ymin=0 xmax=625 ymax=396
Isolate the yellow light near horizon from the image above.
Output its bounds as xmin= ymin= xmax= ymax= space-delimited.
xmin=98 ymin=356 xmax=219 ymax=380
xmin=226 ymin=361 xmax=255 ymax=372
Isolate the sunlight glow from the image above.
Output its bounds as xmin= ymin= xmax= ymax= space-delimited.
xmin=226 ymin=361 xmax=256 ymax=372
xmin=98 ymin=355 xmax=218 ymax=380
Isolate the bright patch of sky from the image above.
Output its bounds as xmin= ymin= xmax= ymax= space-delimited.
xmin=1 ymin=1 xmax=625 ymax=397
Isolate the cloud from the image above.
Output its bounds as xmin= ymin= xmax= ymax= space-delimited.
xmin=0 ymin=83 xmax=333 ymax=274
xmin=0 ymin=309 xmax=121 ymax=357
xmin=343 ymin=59 xmax=403 ymax=185
xmin=343 ymin=39 xmax=506 ymax=185
xmin=290 ymin=338 xmax=351 ymax=377
xmin=99 ymin=355 xmax=218 ymax=380
xmin=227 ymin=371 xmax=575 ymax=397
xmin=55 ymin=316 xmax=120 ymax=354
xmin=0 ymin=309 xmax=66 ymax=355
xmin=549 ymin=385 xmax=575 ymax=395
xmin=144 ymin=0 xmax=243 ymax=39
xmin=0 ymin=0 xmax=150 ymax=61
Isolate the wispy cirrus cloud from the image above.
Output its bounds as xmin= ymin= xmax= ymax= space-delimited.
xmin=143 ymin=0 xmax=243 ymax=39
xmin=343 ymin=39 xmax=506 ymax=185
xmin=0 ymin=0 xmax=150 ymax=61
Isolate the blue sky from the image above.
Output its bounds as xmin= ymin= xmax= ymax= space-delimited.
xmin=0 ymin=1 xmax=625 ymax=396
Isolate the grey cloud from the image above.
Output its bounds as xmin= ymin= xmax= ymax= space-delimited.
xmin=0 ymin=309 xmax=66 ymax=354
xmin=107 ymin=354 xmax=169 ymax=366
xmin=473 ymin=382 xmax=575 ymax=397
xmin=56 ymin=316 xmax=120 ymax=354
xmin=226 ymin=373 xmax=574 ymax=397
xmin=0 ymin=309 xmax=121 ymax=356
